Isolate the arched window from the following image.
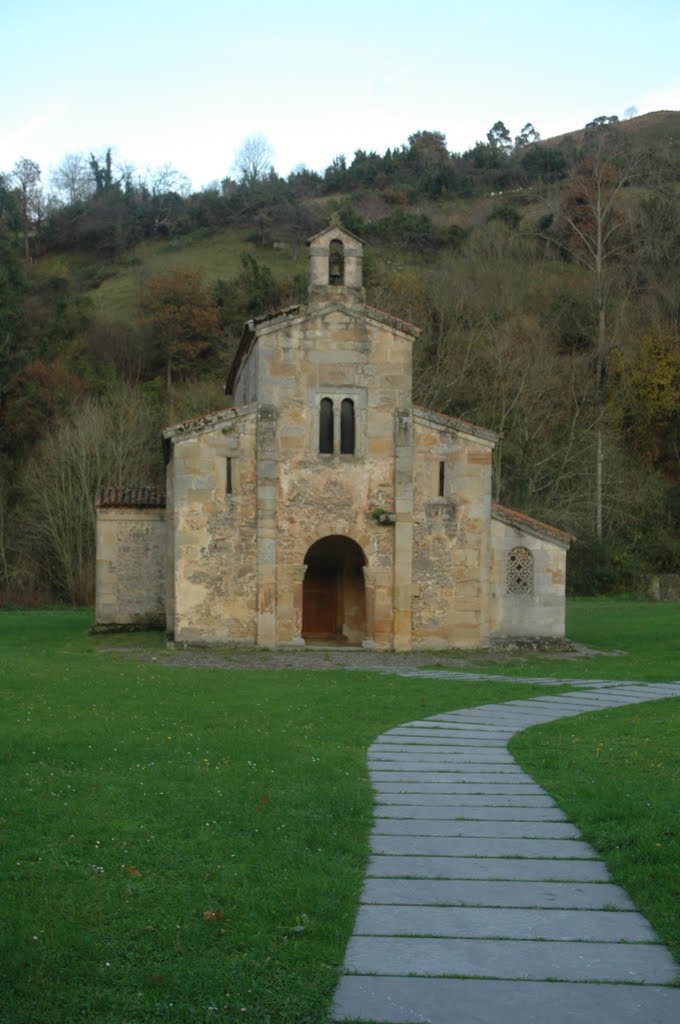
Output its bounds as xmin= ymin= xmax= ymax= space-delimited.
xmin=506 ymin=546 xmax=533 ymax=595
xmin=329 ymin=239 xmax=345 ymax=285
xmin=340 ymin=398 xmax=355 ymax=454
xmin=319 ymin=398 xmax=334 ymax=453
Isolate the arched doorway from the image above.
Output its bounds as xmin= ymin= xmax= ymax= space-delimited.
xmin=302 ymin=536 xmax=366 ymax=644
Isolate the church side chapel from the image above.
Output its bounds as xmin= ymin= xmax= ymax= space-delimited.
xmin=95 ymin=224 xmax=573 ymax=649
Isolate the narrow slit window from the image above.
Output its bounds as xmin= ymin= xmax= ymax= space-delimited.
xmin=438 ymin=461 xmax=445 ymax=497
xmin=226 ymin=457 xmax=233 ymax=495
xmin=319 ymin=397 xmax=334 ymax=453
xmin=329 ymin=239 xmax=344 ymax=285
xmin=340 ymin=398 xmax=355 ymax=454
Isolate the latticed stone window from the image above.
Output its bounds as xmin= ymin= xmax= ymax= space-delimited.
xmin=506 ymin=546 xmax=533 ymax=595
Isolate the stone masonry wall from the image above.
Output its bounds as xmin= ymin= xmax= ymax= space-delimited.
xmin=489 ymin=518 xmax=567 ymax=638
xmin=169 ymin=407 xmax=258 ymax=644
xmin=412 ymin=414 xmax=494 ymax=649
xmin=95 ymin=508 xmax=166 ymax=627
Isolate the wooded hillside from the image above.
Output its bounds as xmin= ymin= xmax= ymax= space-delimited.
xmin=2 ymin=112 xmax=680 ymax=604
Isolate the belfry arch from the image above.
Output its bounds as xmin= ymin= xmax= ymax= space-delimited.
xmin=302 ymin=535 xmax=367 ymax=644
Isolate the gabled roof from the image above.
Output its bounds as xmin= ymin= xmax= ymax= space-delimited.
xmin=225 ymin=301 xmax=420 ymax=395
xmin=96 ymin=486 xmax=166 ymax=509
xmin=492 ymin=502 xmax=575 ymax=548
xmin=306 ymin=223 xmax=364 ymax=246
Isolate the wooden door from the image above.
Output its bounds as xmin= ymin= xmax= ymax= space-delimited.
xmin=302 ymin=567 xmax=338 ymax=638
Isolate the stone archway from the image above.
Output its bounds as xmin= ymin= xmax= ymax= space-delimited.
xmin=302 ymin=535 xmax=367 ymax=644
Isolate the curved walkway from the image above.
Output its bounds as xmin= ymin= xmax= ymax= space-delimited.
xmin=331 ymin=682 xmax=680 ymax=1024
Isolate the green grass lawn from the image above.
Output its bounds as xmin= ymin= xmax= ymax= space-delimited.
xmin=511 ymin=699 xmax=680 ymax=968
xmin=2 ymin=601 xmax=679 ymax=1022
xmin=452 ymin=596 xmax=680 ymax=683
xmin=0 ymin=610 xmax=565 ymax=1024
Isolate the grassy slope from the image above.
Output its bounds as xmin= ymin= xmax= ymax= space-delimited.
xmin=88 ymin=228 xmax=306 ymax=325
xmin=34 ymin=109 xmax=680 ymax=330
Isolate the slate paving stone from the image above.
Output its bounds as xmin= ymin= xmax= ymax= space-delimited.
xmin=528 ymin=696 xmax=647 ymax=704
xmin=369 ymin=762 xmax=524 ymax=773
xmin=353 ymin=904 xmax=657 ymax=942
xmin=369 ymin=753 xmax=518 ymax=764
xmin=452 ymin=705 xmax=566 ymax=719
xmin=361 ymin=877 xmax=636 ymax=909
xmin=371 ymin=818 xmax=580 ymax=839
xmin=373 ymin=792 xmax=558 ymax=806
xmin=395 ymin=719 xmax=518 ymax=731
xmin=373 ymin=804 xmax=567 ymax=821
xmin=373 ymin=781 xmax=549 ymax=794
xmin=343 ymin=935 xmax=677 ymax=983
xmin=370 ymin=835 xmax=596 ymax=858
xmin=366 ymin=855 xmax=612 ymax=881
xmin=377 ymin=733 xmax=511 ymax=745
xmin=331 ymin=976 xmax=680 ymax=1024
xmin=369 ymin=770 xmax=530 ymax=783
xmin=390 ymin=723 xmax=515 ymax=733
xmin=612 ymin=685 xmax=680 ymax=694
xmin=374 ymin=745 xmax=512 ymax=753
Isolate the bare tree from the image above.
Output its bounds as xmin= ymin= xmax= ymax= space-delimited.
xmin=232 ymin=134 xmax=274 ymax=186
xmin=544 ymin=133 xmax=641 ymax=536
xmin=50 ymin=152 xmax=94 ymax=205
xmin=18 ymin=387 xmax=163 ymax=603
xmin=147 ymin=163 xmax=191 ymax=198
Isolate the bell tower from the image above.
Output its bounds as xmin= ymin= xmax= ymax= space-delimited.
xmin=307 ymin=222 xmax=365 ymax=308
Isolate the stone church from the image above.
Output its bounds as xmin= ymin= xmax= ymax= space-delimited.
xmin=95 ymin=225 xmax=572 ymax=649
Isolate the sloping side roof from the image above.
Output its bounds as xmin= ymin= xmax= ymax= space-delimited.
xmin=414 ymin=406 xmax=498 ymax=445
xmin=365 ymin=304 xmax=421 ymax=338
xmin=225 ymin=306 xmax=301 ymax=395
xmin=492 ymin=502 xmax=575 ymax=548
xmin=163 ymin=402 xmax=257 ymax=443
xmin=96 ymin=487 xmax=166 ymax=509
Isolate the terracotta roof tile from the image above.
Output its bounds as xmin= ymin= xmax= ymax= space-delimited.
xmin=96 ymin=487 xmax=166 ymax=509
xmin=413 ymin=405 xmax=498 ymax=443
xmin=492 ymin=502 xmax=575 ymax=545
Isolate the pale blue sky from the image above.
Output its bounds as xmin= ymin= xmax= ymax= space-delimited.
xmin=3 ymin=0 xmax=680 ymax=191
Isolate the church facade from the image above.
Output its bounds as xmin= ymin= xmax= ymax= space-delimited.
xmin=95 ymin=225 xmax=572 ymax=649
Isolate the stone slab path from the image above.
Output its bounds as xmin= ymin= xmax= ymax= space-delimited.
xmin=331 ymin=682 xmax=680 ymax=1024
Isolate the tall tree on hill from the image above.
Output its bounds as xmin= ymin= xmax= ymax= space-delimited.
xmin=50 ymin=153 xmax=94 ymax=206
xmin=89 ymin=149 xmax=118 ymax=193
xmin=232 ymin=134 xmax=274 ymax=187
xmin=140 ymin=269 xmax=222 ymax=391
xmin=11 ymin=157 xmax=41 ymax=261
xmin=548 ymin=133 xmax=640 ymax=537
xmin=487 ymin=121 xmax=513 ymax=154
